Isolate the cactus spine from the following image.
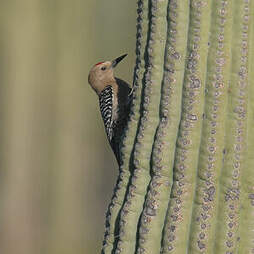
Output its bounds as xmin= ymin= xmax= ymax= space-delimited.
xmin=102 ymin=0 xmax=254 ymax=253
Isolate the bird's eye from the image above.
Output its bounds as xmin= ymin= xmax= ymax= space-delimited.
xmin=101 ymin=66 xmax=106 ymax=71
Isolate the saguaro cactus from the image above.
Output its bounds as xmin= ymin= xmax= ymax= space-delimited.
xmin=102 ymin=0 xmax=254 ymax=253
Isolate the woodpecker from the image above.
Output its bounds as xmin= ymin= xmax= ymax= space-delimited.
xmin=88 ymin=54 xmax=132 ymax=164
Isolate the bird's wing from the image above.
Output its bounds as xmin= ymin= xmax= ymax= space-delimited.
xmin=99 ymin=85 xmax=114 ymax=141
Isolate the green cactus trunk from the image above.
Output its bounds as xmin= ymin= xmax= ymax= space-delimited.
xmin=102 ymin=0 xmax=254 ymax=253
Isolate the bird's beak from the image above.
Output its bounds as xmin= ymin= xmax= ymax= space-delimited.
xmin=111 ymin=54 xmax=127 ymax=68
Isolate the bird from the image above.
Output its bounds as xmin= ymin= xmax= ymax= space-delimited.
xmin=88 ymin=54 xmax=132 ymax=165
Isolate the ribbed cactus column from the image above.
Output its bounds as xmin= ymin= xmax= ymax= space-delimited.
xmin=214 ymin=0 xmax=253 ymax=253
xmin=162 ymin=1 xmax=212 ymax=252
xmin=188 ymin=0 xmax=233 ymax=253
xmin=101 ymin=0 xmax=254 ymax=253
xmin=101 ymin=0 xmax=149 ymax=253
xmin=116 ymin=0 xmax=168 ymax=253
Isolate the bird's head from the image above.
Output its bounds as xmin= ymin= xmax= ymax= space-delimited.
xmin=88 ymin=54 xmax=127 ymax=95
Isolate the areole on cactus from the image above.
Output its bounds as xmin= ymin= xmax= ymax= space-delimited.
xmin=101 ymin=0 xmax=254 ymax=253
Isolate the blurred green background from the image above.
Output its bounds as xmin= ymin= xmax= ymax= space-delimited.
xmin=0 ymin=1 xmax=136 ymax=253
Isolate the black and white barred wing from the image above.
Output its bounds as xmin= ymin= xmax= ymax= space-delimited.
xmin=99 ymin=86 xmax=114 ymax=141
